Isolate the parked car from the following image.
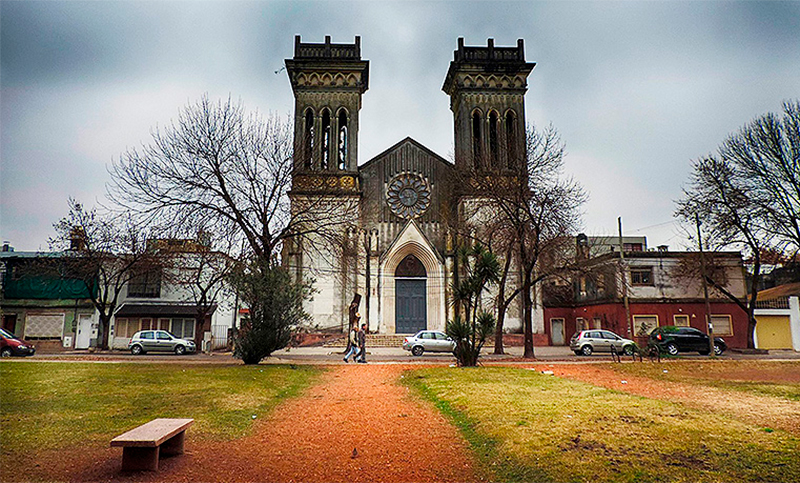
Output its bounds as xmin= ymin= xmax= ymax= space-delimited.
xmin=649 ymin=326 xmax=726 ymax=356
xmin=570 ymin=329 xmax=636 ymax=356
xmin=402 ymin=330 xmax=456 ymax=356
xmin=128 ymin=330 xmax=196 ymax=355
xmin=0 ymin=328 xmax=36 ymax=357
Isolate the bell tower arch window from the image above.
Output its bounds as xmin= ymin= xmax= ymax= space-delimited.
xmin=337 ymin=108 xmax=348 ymax=170
xmin=321 ymin=109 xmax=331 ymax=170
xmin=489 ymin=110 xmax=499 ymax=168
xmin=303 ymin=108 xmax=315 ymax=169
xmin=505 ymin=110 xmax=518 ymax=170
xmin=471 ymin=110 xmax=483 ymax=169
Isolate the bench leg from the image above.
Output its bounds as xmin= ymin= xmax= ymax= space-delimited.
xmin=160 ymin=430 xmax=186 ymax=457
xmin=121 ymin=446 xmax=159 ymax=471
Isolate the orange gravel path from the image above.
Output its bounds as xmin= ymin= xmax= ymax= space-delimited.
xmin=42 ymin=364 xmax=481 ymax=483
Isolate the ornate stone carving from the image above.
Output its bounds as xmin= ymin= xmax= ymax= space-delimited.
xmin=386 ymin=173 xmax=431 ymax=219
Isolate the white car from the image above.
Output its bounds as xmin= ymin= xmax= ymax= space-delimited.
xmin=402 ymin=330 xmax=456 ymax=356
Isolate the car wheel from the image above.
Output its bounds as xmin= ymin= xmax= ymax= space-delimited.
xmin=666 ymin=343 xmax=679 ymax=356
xmin=1 ymin=348 xmax=12 ymax=358
xmin=175 ymin=345 xmax=186 ymax=356
xmin=411 ymin=346 xmax=424 ymax=357
xmin=713 ymin=344 xmax=723 ymax=356
xmin=581 ymin=345 xmax=593 ymax=356
xmin=623 ymin=345 xmax=634 ymax=356
xmin=130 ymin=345 xmax=143 ymax=356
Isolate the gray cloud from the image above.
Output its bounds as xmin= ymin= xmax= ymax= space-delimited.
xmin=2 ymin=1 xmax=799 ymax=251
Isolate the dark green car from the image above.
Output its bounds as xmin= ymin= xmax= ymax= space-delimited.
xmin=649 ymin=326 xmax=726 ymax=356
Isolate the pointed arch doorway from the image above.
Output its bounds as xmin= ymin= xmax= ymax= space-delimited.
xmin=395 ymin=254 xmax=427 ymax=333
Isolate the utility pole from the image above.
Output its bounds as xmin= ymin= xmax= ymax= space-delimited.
xmin=696 ymin=214 xmax=715 ymax=356
xmin=618 ymin=217 xmax=633 ymax=337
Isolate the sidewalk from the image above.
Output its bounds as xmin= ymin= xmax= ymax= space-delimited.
xmin=25 ymin=345 xmax=800 ymax=364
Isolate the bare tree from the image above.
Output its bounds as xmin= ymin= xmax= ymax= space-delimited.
xmin=676 ymin=156 xmax=775 ymax=349
xmin=50 ymin=199 xmax=167 ymax=350
xmin=107 ymin=95 xmax=354 ymax=263
xmin=720 ymin=100 xmax=800 ymax=255
xmin=460 ymin=124 xmax=586 ymax=358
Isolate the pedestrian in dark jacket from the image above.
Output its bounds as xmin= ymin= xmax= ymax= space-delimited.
xmin=357 ymin=322 xmax=367 ymax=363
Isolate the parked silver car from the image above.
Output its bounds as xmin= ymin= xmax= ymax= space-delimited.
xmin=570 ymin=329 xmax=636 ymax=356
xmin=128 ymin=330 xmax=196 ymax=355
xmin=402 ymin=330 xmax=456 ymax=356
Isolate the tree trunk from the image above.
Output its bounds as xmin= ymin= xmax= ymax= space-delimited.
xmin=99 ymin=312 xmax=111 ymax=350
xmin=493 ymin=301 xmax=506 ymax=355
xmin=522 ymin=272 xmax=535 ymax=359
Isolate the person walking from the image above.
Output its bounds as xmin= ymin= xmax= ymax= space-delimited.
xmin=357 ymin=322 xmax=367 ymax=363
xmin=343 ymin=318 xmax=360 ymax=363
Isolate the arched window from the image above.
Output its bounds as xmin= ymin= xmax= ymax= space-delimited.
xmin=321 ymin=109 xmax=331 ymax=170
xmin=395 ymin=254 xmax=426 ymax=278
xmin=489 ymin=111 xmax=499 ymax=168
xmin=472 ymin=110 xmax=482 ymax=168
xmin=303 ymin=108 xmax=314 ymax=169
xmin=337 ymin=109 xmax=348 ymax=170
xmin=505 ymin=110 xmax=517 ymax=170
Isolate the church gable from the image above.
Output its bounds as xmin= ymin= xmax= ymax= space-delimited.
xmin=359 ymin=137 xmax=454 ymax=226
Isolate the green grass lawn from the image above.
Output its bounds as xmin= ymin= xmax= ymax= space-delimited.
xmin=0 ymin=362 xmax=321 ymax=456
xmin=404 ymin=367 xmax=800 ymax=483
xmin=605 ymin=360 xmax=800 ymax=401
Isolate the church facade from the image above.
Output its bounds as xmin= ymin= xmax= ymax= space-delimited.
xmin=284 ymin=36 xmax=540 ymax=335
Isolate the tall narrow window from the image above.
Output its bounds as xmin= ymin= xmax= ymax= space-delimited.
xmin=472 ymin=111 xmax=482 ymax=168
xmin=321 ymin=109 xmax=331 ymax=170
xmin=303 ymin=108 xmax=314 ymax=169
xmin=489 ymin=111 xmax=499 ymax=168
xmin=505 ymin=110 xmax=517 ymax=170
xmin=337 ymin=109 xmax=348 ymax=170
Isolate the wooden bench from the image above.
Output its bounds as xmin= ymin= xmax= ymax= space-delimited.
xmin=111 ymin=418 xmax=194 ymax=471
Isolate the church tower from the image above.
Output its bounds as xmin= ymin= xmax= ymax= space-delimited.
xmin=443 ymin=38 xmax=535 ymax=173
xmin=286 ymin=35 xmax=369 ymax=194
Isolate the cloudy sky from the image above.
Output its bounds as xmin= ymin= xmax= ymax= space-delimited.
xmin=2 ymin=0 xmax=798 ymax=252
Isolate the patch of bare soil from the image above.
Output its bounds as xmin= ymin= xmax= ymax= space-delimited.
xmin=16 ymin=365 xmax=480 ymax=483
xmin=543 ymin=364 xmax=800 ymax=436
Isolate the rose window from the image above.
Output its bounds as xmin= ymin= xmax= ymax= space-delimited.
xmin=386 ymin=173 xmax=431 ymax=219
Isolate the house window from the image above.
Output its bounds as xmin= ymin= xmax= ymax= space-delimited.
xmin=128 ymin=270 xmax=161 ymax=298
xmin=711 ymin=315 xmax=733 ymax=336
xmin=576 ymin=317 xmax=586 ymax=332
xmin=673 ymin=315 xmax=690 ymax=327
xmin=630 ymin=268 xmax=653 ymax=286
xmin=171 ymin=318 xmax=195 ymax=340
xmin=632 ymin=315 xmax=658 ymax=336
xmin=592 ymin=318 xmax=602 ymax=329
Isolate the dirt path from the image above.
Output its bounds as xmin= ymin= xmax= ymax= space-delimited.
xmin=52 ymin=364 xmax=481 ymax=483
xmin=544 ymin=364 xmax=800 ymax=436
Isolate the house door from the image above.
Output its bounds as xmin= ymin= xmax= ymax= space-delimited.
xmin=395 ymin=254 xmax=427 ymax=334
xmin=2 ymin=315 xmax=17 ymax=334
xmin=75 ymin=314 xmax=94 ymax=349
xmin=551 ymin=318 xmax=565 ymax=345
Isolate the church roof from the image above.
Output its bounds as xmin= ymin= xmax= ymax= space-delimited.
xmin=359 ymin=137 xmax=453 ymax=171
